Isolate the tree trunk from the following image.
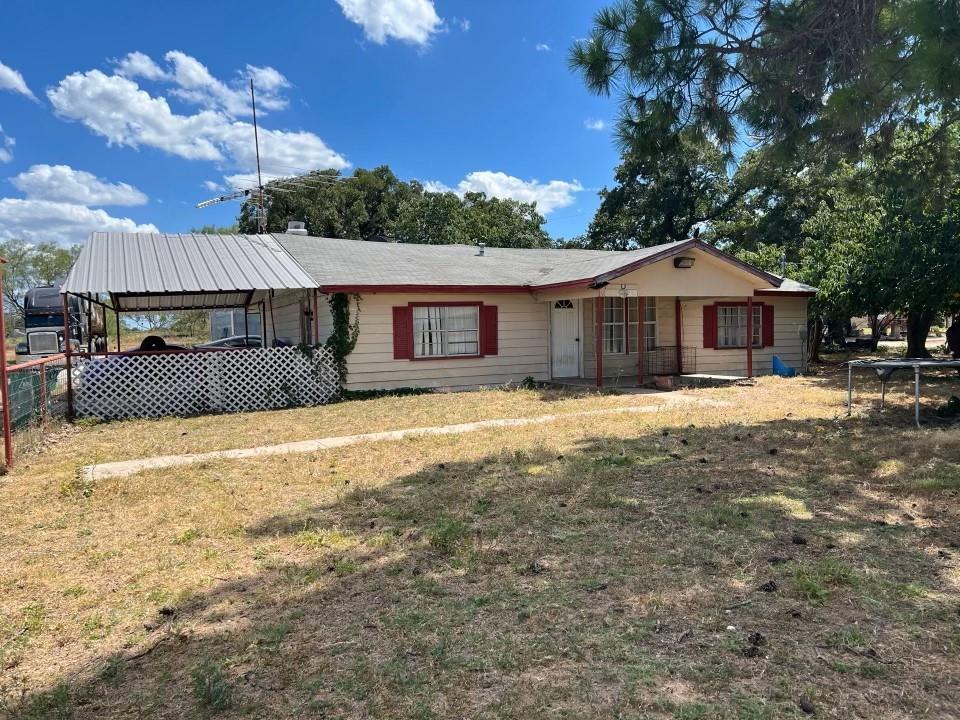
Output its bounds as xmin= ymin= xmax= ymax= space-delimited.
xmin=867 ymin=314 xmax=881 ymax=351
xmin=807 ymin=317 xmax=823 ymax=363
xmin=905 ymin=309 xmax=934 ymax=358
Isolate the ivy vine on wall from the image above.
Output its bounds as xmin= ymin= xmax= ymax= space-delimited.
xmin=325 ymin=293 xmax=360 ymax=383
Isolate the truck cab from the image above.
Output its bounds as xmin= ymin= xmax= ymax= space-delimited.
xmin=17 ymin=287 xmax=103 ymax=360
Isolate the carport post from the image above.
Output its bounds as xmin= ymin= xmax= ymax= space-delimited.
xmin=0 ymin=257 xmax=12 ymax=468
xmin=62 ymin=293 xmax=74 ymax=420
xmin=115 ymin=311 xmax=121 ymax=352
xmin=746 ymin=296 xmax=754 ymax=378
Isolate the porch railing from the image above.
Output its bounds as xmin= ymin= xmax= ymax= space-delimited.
xmin=643 ymin=346 xmax=697 ymax=376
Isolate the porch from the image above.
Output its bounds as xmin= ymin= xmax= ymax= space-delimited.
xmin=545 ymin=292 xmax=785 ymax=388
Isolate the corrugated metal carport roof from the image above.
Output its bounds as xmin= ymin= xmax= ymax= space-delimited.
xmin=62 ymin=232 xmax=317 ymax=310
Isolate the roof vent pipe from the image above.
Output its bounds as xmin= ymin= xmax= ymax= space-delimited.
xmin=286 ymin=220 xmax=308 ymax=236
xmin=476 ymin=242 xmax=485 ymax=256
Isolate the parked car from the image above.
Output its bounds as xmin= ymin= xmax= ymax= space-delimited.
xmin=195 ymin=335 xmax=262 ymax=349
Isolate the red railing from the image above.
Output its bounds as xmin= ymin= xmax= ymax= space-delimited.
xmin=1 ymin=353 xmax=70 ymax=467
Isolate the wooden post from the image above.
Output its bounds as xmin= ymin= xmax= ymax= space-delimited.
xmin=595 ymin=296 xmax=603 ymax=388
xmin=637 ymin=296 xmax=645 ymax=385
xmin=746 ymin=296 xmax=754 ymax=378
xmin=675 ymin=298 xmax=683 ymax=374
xmin=62 ymin=293 xmax=74 ymax=420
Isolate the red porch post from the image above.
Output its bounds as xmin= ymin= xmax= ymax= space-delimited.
xmin=595 ymin=296 xmax=603 ymax=388
xmin=674 ymin=298 xmax=683 ymax=374
xmin=746 ymin=296 xmax=754 ymax=378
xmin=313 ymin=289 xmax=322 ymax=344
xmin=637 ymin=296 xmax=645 ymax=384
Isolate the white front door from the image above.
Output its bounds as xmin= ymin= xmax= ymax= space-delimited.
xmin=551 ymin=299 xmax=580 ymax=377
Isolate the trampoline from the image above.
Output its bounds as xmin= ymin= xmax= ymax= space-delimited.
xmin=847 ymin=359 xmax=960 ymax=428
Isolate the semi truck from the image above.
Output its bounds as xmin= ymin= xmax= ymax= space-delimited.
xmin=15 ymin=286 xmax=105 ymax=360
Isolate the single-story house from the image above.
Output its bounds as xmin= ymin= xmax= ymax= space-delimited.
xmin=68 ymin=228 xmax=816 ymax=392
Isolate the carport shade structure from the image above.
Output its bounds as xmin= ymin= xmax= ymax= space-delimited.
xmin=60 ymin=232 xmax=319 ymax=415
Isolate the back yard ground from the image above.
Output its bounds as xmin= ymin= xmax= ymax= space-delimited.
xmin=1 ymin=368 xmax=959 ymax=719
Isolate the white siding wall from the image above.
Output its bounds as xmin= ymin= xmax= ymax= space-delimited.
xmin=345 ymin=292 xmax=549 ymax=391
xmin=265 ymin=290 xmax=309 ymax=346
xmin=681 ymin=296 xmax=808 ymax=376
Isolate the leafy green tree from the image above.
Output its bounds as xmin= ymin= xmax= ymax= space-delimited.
xmin=570 ymin=0 xmax=960 ymax=156
xmin=0 ymin=239 xmax=81 ymax=319
xmin=239 ymin=167 xmax=551 ymax=248
xmin=585 ymin=130 xmax=734 ymax=248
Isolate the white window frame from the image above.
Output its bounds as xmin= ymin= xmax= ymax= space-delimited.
xmin=628 ymin=297 xmax=657 ymax=353
xmin=717 ymin=305 xmax=762 ymax=349
xmin=602 ymin=297 xmax=624 ymax=354
xmin=413 ymin=305 xmax=480 ymax=358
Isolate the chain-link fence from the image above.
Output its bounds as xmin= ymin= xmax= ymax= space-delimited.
xmin=2 ymin=354 xmax=70 ymax=463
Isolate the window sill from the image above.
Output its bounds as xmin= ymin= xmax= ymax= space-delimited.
xmin=410 ymin=354 xmax=482 ymax=361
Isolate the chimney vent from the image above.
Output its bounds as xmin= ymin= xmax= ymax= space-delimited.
xmin=286 ymin=220 xmax=308 ymax=236
xmin=476 ymin=242 xmax=485 ymax=256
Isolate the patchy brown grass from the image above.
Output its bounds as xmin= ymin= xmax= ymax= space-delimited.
xmin=1 ymin=366 xmax=959 ymax=719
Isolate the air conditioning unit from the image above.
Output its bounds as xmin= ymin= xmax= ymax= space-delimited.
xmin=28 ymin=331 xmax=60 ymax=355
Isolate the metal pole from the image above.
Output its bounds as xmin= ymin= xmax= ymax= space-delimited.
xmin=847 ymin=363 xmax=853 ymax=416
xmin=880 ymin=381 xmax=886 ymax=410
xmin=914 ymin=365 xmax=921 ymax=429
xmin=115 ymin=310 xmax=121 ymax=352
xmin=674 ymin=297 xmax=683 ymax=374
xmin=62 ymin=293 xmax=74 ymax=420
xmin=746 ymin=297 xmax=754 ymax=378
xmin=250 ymin=79 xmax=266 ymax=234
xmin=0 ymin=257 xmax=13 ymax=468
xmin=244 ymin=304 xmax=250 ymax=344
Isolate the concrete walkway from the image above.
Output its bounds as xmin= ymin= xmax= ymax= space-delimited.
xmin=82 ymin=394 xmax=715 ymax=481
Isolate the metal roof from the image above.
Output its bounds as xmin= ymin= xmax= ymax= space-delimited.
xmin=63 ymin=232 xmax=317 ymax=310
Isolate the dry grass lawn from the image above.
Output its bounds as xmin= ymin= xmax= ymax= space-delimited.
xmin=2 ymin=367 xmax=959 ymax=719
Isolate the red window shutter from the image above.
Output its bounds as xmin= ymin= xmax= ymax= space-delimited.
xmin=703 ymin=304 xmax=717 ymax=349
xmin=392 ymin=306 xmax=413 ymax=360
xmin=480 ymin=305 xmax=498 ymax=356
xmin=762 ymin=304 xmax=775 ymax=347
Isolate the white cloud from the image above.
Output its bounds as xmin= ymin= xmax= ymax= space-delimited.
xmin=428 ymin=171 xmax=583 ymax=214
xmin=0 ymin=61 xmax=36 ymax=100
xmin=202 ymin=180 xmax=224 ymax=192
xmin=47 ymin=60 xmax=349 ymax=187
xmin=0 ymin=199 xmax=158 ymax=245
xmin=0 ymin=124 xmax=14 ymax=164
xmin=422 ymin=180 xmax=454 ymax=194
xmin=535 ymin=43 xmax=551 ymax=52
xmin=112 ymin=51 xmax=289 ymax=117
xmin=12 ymin=164 xmax=148 ymax=206
xmin=336 ymin=0 xmax=443 ymax=45
xmin=453 ymin=17 xmax=470 ymax=32
xmin=114 ymin=51 xmax=167 ymax=81
xmin=584 ymin=118 xmax=605 ymax=131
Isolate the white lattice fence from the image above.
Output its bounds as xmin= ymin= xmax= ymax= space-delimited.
xmin=74 ymin=346 xmax=340 ymax=420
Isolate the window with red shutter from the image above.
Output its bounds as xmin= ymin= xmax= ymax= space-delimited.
xmin=392 ymin=306 xmax=413 ymax=360
xmin=480 ymin=305 xmax=498 ymax=356
xmin=703 ymin=304 xmax=717 ymax=349
xmin=762 ymin=304 xmax=775 ymax=347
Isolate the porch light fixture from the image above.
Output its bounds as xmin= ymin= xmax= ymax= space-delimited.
xmin=673 ymin=256 xmax=696 ymax=269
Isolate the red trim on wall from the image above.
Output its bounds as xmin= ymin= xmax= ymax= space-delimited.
xmin=480 ymin=305 xmax=498 ymax=356
xmin=762 ymin=304 xmax=775 ymax=347
xmin=754 ymin=290 xmax=815 ymax=297
xmin=324 ymin=284 xmax=530 ymax=294
xmin=703 ymin=304 xmax=717 ymax=349
xmin=392 ymin=306 xmax=414 ymax=360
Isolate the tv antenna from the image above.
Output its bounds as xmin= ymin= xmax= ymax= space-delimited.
xmin=195 ymin=79 xmax=268 ymax=232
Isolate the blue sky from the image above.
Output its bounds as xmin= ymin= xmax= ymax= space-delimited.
xmin=0 ymin=1 xmax=621 ymax=246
